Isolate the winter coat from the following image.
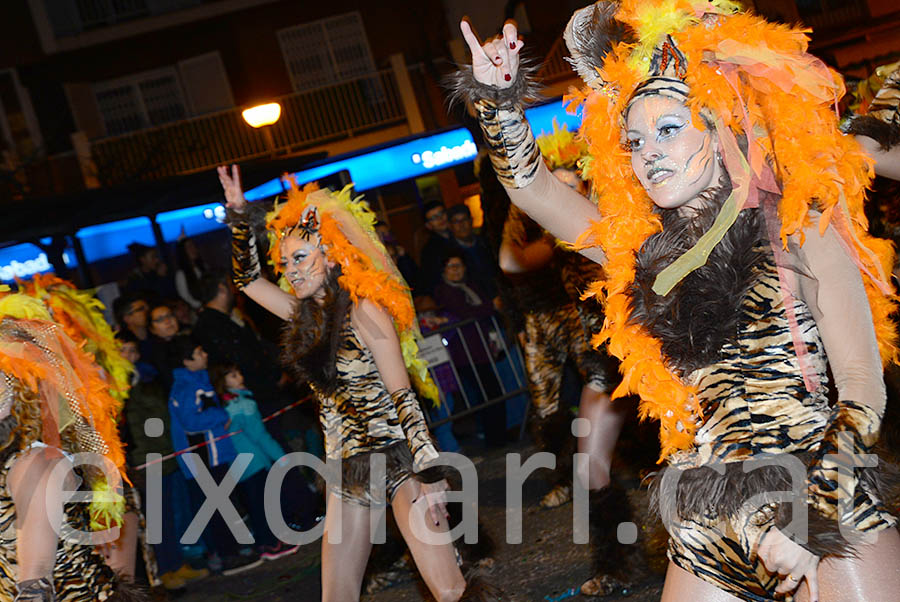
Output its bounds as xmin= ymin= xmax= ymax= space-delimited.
xmin=168 ymin=367 xmax=236 ymax=479
xmin=223 ymin=389 xmax=286 ymax=481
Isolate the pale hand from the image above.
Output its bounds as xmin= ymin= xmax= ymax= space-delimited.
xmin=758 ymin=526 xmax=820 ymax=599
xmin=459 ymin=20 xmax=524 ymax=89
xmin=217 ymin=164 xmax=247 ymax=214
xmin=419 ymin=479 xmax=451 ymax=527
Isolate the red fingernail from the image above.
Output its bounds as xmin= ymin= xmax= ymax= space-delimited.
xmin=510 ymin=42 xmax=516 ymax=49
xmin=504 ymin=74 xmax=511 ymax=81
xmin=495 ymin=56 xmax=501 ymax=61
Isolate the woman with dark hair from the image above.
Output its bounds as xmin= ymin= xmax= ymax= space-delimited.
xmin=174 ymin=236 xmax=209 ymax=310
xmin=455 ymin=1 xmax=900 ymax=600
xmin=218 ymin=167 xmax=503 ymax=601
xmin=435 ymin=252 xmax=508 ymax=448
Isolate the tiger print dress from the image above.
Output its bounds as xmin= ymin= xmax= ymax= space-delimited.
xmin=313 ymin=317 xmax=439 ymax=507
xmin=658 ymin=253 xmax=897 ymax=600
xmin=0 ymin=447 xmax=120 ymax=601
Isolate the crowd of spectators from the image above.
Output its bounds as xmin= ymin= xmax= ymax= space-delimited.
xmin=112 ymin=242 xmax=320 ymax=592
xmin=110 ymin=194 xmax=578 ymax=592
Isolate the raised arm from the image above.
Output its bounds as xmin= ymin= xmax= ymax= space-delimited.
xmin=218 ymin=165 xmax=297 ymax=320
xmin=455 ymin=20 xmax=605 ymax=265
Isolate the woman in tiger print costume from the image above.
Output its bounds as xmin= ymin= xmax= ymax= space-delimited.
xmin=454 ymin=0 xmax=900 ymax=600
xmin=0 ymin=293 xmax=143 ymax=601
xmin=218 ymin=166 xmax=503 ymax=601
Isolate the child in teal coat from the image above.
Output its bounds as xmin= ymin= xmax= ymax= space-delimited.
xmin=211 ymin=363 xmax=299 ymax=560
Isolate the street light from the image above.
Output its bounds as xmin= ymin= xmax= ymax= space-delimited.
xmin=242 ymin=102 xmax=282 ymax=155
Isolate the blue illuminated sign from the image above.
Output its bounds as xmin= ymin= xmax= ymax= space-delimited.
xmin=15 ymin=99 xmax=583 ymax=268
xmin=76 ymin=216 xmax=155 ymax=264
xmin=244 ymin=98 xmax=582 ymax=201
xmin=0 ymin=242 xmax=77 ymax=282
xmin=156 ymin=203 xmax=227 ymax=242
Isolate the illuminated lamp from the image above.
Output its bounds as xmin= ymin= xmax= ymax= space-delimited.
xmin=241 ymin=102 xmax=282 ymax=128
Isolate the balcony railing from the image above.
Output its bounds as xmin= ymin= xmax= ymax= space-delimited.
xmin=537 ymin=36 xmax=573 ymax=83
xmin=89 ymin=69 xmax=406 ymax=186
xmin=44 ymin=0 xmax=205 ymax=37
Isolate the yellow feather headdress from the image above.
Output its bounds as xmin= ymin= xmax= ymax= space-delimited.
xmin=564 ymin=0 xmax=897 ymax=460
xmin=266 ymin=180 xmax=439 ymax=404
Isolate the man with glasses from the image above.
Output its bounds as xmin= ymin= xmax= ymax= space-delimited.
xmin=447 ymin=204 xmax=499 ymax=302
xmin=418 ymin=200 xmax=460 ymax=295
xmin=113 ymin=292 xmax=152 ymax=357
xmin=147 ymin=302 xmax=182 ymax=391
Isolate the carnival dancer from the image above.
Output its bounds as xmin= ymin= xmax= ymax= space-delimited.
xmin=217 ymin=166 xmax=503 ymax=601
xmin=453 ymin=1 xmax=900 ymax=599
xmin=498 ymin=124 xmax=631 ymax=595
xmin=0 ymin=288 xmax=144 ymax=601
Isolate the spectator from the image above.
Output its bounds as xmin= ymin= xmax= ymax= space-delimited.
xmin=434 ymin=252 xmax=507 ymax=447
xmin=113 ymin=292 xmax=152 ymax=358
xmin=119 ymin=335 xmax=208 ymax=591
xmin=447 ymin=204 xmax=499 ymax=300
xmin=418 ymin=200 xmax=460 ymax=294
xmin=192 ymin=272 xmax=284 ymax=411
xmin=167 ymin=336 xmax=261 ymax=575
xmin=146 ymin=302 xmax=182 ymax=391
xmin=125 ymin=242 xmax=177 ymax=300
xmin=211 ymin=363 xmax=318 ymax=559
xmin=174 ymin=235 xmax=209 ymax=310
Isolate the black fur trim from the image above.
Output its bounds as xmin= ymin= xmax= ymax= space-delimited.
xmin=445 ymin=57 xmax=542 ymax=110
xmin=648 ymin=449 xmax=900 ymax=559
xmin=589 ymin=485 xmax=637 ymax=577
xmin=845 ymin=115 xmax=900 ymax=151
xmin=224 ymin=202 xmax=269 ymax=229
xmin=528 ymin=408 xmax=575 ymax=487
xmin=459 ymin=569 xmax=506 ymax=601
xmin=109 ymin=581 xmax=150 ymax=601
xmin=0 ymin=417 xmax=20 ymax=465
xmin=279 ymin=270 xmax=350 ymax=397
xmin=628 ymin=195 xmax=766 ymax=375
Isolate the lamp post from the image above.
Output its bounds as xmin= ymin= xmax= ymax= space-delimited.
xmin=242 ymin=102 xmax=282 ymax=156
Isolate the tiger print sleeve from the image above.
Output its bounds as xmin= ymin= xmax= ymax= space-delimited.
xmin=473 ymin=98 xmax=542 ymax=189
xmin=390 ymin=388 xmax=440 ymax=472
xmin=230 ymin=221 xmax=262 ymax=290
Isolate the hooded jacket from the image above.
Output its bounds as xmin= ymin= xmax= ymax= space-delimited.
xmin=168 ymin=367 xmax=236 ymax=479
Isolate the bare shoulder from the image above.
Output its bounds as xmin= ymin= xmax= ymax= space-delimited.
xmin=350 ymin=299 xmax=396 ymax=344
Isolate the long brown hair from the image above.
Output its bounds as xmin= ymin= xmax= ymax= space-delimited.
xmin=280 ymin=267 xmax=351 ymax=395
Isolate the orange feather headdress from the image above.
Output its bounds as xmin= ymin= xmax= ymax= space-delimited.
xmin=265 ymin=180 xmax=439 ymax=403
xmin=563 ymin=0 xmax=897 ymax=460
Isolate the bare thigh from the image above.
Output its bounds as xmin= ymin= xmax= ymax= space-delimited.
xmin=320 ymin=492 xmax=375 ymax=602
xmin=660 ymin=561 xmax=743 ymax=602
xmin=794 ymin=526 xmax=900 ymax=602
xmin=391 ymin=479 xmax=466 ymax=602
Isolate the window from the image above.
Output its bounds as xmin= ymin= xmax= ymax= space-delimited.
xmin=277 ymin=12 xmax=376 ymax=92
xmin=42 ymin=0 xmax=202 ymax=37
xmin=94 ymin=67 xmax=186 ymax=136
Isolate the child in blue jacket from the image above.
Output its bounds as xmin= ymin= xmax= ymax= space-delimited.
xmin=168 ymin=336 xmax=260 ymax=575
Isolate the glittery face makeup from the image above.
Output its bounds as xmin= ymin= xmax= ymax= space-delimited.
xmin=280 ymin=235 xmax=328 ymax=300
xmin=625 ymin=95 xmax=721 ymax=211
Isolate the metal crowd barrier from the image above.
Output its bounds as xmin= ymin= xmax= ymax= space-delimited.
xmin=418 ymin=314 xmax=531 ymax=438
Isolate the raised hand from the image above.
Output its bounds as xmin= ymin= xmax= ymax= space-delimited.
xmin=217 ymin=164 xmax=247 ymax=214
xmin=460 ymin=20 xmax=524 ymax=89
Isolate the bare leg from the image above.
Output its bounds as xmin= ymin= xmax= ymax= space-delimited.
xmin=320 ymin=492 xmax=375 ymax=602
xmin=99 ymin=511 xmax=139 ymax=581
xmin=576 ymin=387 xmax=627 ymax=491
xmin=661 ymin=561 xmax=743 ymax=602
xmin=391 ymin=478 xmax=466 ymax=602
xmin=793 ymin=526 xmax=900 ymax=602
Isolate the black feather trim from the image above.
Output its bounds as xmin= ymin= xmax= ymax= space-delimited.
xmin=564 ymin=0 xmax=632 ymax=87
xmin=648 ymin=449 xmax=900 ymax=559
xmin=445 ymin=57 xmax=542 ymax=110
xmin=845 ymin=115 xmax=900 ymax=151
xmin=628 ymin=192 xmax=766 ymax=375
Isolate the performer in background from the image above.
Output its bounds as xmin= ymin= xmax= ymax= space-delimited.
xmin=499 ymin=124 xmax=630 ymax=595
xmin=218 ymin=166 xmax=504 ymax=602
xmin=453 ymin=0 xmax=900 ymax=599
